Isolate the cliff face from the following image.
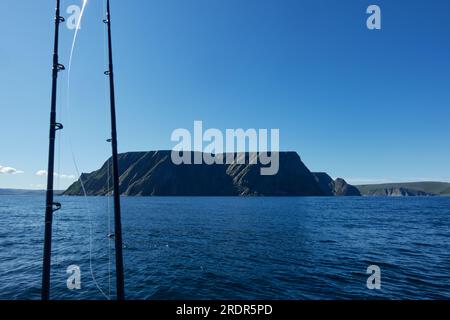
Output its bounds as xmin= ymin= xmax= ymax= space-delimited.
xmin=361 ymin=187 xmax=435 ymax=197
xmin=312 ymin=172 xmax=361 ymax=196
xmin=64 ymin=151 xmax=327 ymax=196
xmin=332 ymin=178 xmax=362 ymax=196
xmin=357 ymin=182 xmax=450 ymax=196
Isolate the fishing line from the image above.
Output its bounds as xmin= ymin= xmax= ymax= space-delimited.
xmin=71 ymin=156 xmax=110 ymax=300
xmin=64 ymin=0 xmax=110 ymax=300
xmin=67 ymin=0 xmax=88 ymax=80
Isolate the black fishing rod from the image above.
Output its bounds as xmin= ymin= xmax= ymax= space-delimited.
xmin=42 ymin=0 xmax=65 ymax=300
xmin=104 ymin=0 xmax=125 ymax=300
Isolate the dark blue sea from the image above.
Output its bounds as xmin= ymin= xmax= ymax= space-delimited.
xmin=0 ymin=195 xmax=449 ymax=300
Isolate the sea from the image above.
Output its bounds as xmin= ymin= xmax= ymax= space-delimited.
xmin=0 ymin=195 xmax=449 ymax=300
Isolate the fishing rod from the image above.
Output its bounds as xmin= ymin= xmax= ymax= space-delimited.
xmin=104 ymin=0 xmax=125 ymax=300
xmin=42 ymin=0 xmax=65 ymax=300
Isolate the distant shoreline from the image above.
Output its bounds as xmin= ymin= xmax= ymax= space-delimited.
xmin=0 ymin=189 xmax=64 ymax=196
xmin=3 ymin=181 xmax=450 ymax=198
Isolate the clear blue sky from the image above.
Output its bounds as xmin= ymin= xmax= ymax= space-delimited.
xmin=1 ymin=0 xmax=450 ymax=189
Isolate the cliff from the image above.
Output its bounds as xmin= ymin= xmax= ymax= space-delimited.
xmin=357 ymin=182 xmax=450 ymax=196
xmin=312 ymin=172 xmax=361 ymax=196
xmin=64 ymin=151 xmax=331 ymax=197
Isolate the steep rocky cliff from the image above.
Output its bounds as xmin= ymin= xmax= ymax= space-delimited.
xmin=312 ymin=172 xmax=361 ymax=196
xmin=64 ymin=151 xmax=326 ymax=196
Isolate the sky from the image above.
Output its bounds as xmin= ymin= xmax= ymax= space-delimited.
xmin=1 ymin=0 xmax=450 ymax=189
